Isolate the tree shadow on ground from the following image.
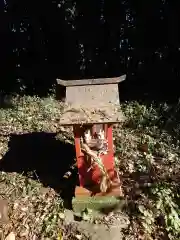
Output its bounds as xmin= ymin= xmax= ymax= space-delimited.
xmin=0 ymin=132 xmax=78 ymax=208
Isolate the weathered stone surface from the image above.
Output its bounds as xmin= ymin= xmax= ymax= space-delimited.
xmin=66 ymin=84 xmax=120 ymax=108
xmin=76 ymin=213 xmax=129 ymax=240
xmin=56 ymin=76 xmax=126 ymax=125
xmin=5 ymin=232 xmax=15 ymax=240
xmin=0 ymin=199 xmax=9 ymax=224
xmin=64 ymin=209 xmax=75 ymax=225
xmin=59 ymin=105 xmax=126 ymax=125
xmin=72 ymin=196 xmax=126 ymax=214
xmin=57 ymin=75 xmax=126 ymax=87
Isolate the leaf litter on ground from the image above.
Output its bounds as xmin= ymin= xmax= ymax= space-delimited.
xmin=0 ymin=95 xmax=180 ymax=239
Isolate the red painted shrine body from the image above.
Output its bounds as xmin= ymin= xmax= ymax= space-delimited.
xmin=57 ymin=76 xmax=126 ymax=197
xmin=74 ymin=124 xmax=120 ymax=196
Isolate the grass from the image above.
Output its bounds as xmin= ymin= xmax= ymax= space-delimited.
xmin=116 ymin=101 xmax=180 ymax=240
xmin=0 ymin=94 xmax=180 ymax=239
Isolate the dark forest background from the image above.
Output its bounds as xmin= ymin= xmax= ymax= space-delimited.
xmin=0 ymin=0 xmax=180 ymax=102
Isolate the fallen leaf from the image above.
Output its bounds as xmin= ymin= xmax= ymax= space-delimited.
xmin=57 ymin=230 xmax=63 ymax=240
xmin=75 ymin=234 xmax=82 ymax=240
xmin=138 ymin=143 xmax=149 ymax=153
xmin=59 ymin=212 xmax=65 ymax=219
